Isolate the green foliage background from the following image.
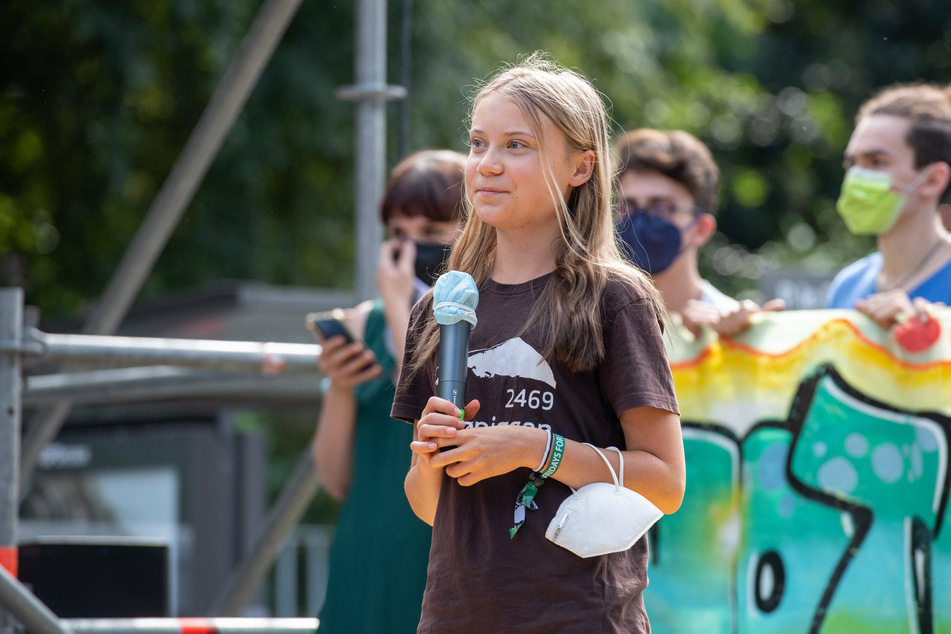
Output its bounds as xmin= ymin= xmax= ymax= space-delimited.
xmin=3 ymin=0 xmax=950 ymax=317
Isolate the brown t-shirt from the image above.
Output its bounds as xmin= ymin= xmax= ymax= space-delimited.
xmin=391 ymin=273 xmax=679 ymax=633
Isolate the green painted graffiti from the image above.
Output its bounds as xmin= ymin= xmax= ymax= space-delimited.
xmin=644 ymin=365 xmax=951 ymax=633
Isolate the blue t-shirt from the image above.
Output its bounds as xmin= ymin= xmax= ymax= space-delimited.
xmin=826 ymin=252 xmax=951 ymax=308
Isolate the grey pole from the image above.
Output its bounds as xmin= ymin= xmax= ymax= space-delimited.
xmin=21 ymin=331 xmax=321 ymax=374
xmin=0 ymin=289 xmax=22 ymax=633
xmin=337 ymin=0 xmax=406 ymax=302
xmin=352 ymin=0 xmax=386 ymax=304
xmin=63 ymin=618 xmax=317 ymax=634
xmin=19 ymin=0 xmax=304 ymax=484
xmin=23 ymin=368 xmax=322 ymax=408
xmin=209 ymin=3 xmax=406 ymax=612
xmin=0 ymin=565 xmax=70 ymax=634
xmin=213 ymin=0 xmax=408 ymax=613
xmin=208 ymin=444 xmax=321 ymax=616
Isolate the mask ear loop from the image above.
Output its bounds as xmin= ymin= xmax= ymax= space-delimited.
xmin=582 ymin=444 xmax=623 ymax=490
xmin=899 ymin=164 xmax=935 ymax=195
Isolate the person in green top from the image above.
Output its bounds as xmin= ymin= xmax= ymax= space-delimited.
xmin=313 ymin=149 xmax=466 ymax=633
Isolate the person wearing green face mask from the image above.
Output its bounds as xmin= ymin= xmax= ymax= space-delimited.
xmin=826 ymin=82 xmax=951 ymax=328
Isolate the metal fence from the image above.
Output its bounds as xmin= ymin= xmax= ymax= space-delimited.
xmin=271 ymin=526 xmax=333 ymax=618
xmin=1 ymin=287 xmax=332 ymax=632
xmin=63 ymin=619 xmax=318 ymax=634
xmin=2 ymin=0 xmax=401 ymax=627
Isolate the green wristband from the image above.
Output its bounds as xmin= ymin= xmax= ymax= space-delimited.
xmin=540 ymin=434 xmax=565 ymax=479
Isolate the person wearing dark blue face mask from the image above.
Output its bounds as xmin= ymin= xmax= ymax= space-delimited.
xmin=615 ymin=198 xmax=704 ymax=278
xmin=615 ymin=129 xmax=784 ymax=336
xmin=313 ymin=149 xmax=466 ymax=634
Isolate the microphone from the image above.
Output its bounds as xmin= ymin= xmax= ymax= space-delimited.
xmin=432 ymin=271 xmax=479 ymax=412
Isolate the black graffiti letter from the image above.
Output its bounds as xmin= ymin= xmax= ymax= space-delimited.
xmin=754 ymin=550 xmax=785 ymax=613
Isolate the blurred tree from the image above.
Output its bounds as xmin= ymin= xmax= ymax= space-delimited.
xmin=2 ymin=0 xmax=949 ymax=317
xmin=405 ymin=0 xmax=950 ymax=299
xmin=0 ymin=0 xmax=355 ymax=322
xmin=711 ymin=0 xmax=951 ymax=297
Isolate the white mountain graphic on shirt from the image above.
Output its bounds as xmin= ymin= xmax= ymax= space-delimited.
xmin=467 ymin=337 xmax=556 ymax=389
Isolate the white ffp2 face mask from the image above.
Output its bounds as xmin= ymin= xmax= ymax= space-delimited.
xmin=545 ymin=445 xmax=663 ymax=558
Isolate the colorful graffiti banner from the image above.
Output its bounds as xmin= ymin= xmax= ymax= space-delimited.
xmin=645 ymin=308 xmax=951 ymax=634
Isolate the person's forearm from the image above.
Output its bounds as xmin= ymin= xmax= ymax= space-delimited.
xmin=404 ymin=457 xmax=444 ymax=526
xmin=313 ymin=385 xmax=359 ymax=501
xmin=616 ymin=448 xmax=685 ymax=514
xmin=550 ymin=440 xmax=685 ymax=515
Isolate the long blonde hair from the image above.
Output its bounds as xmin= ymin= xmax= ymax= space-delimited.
xmin=407 ymin=52 xmax=664 ymax=377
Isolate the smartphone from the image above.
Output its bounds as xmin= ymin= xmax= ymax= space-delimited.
xmin=306 ymin=309 xmax=355 ymax=344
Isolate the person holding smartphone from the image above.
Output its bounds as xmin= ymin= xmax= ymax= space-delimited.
xmin=313 ymin=149 xmax=466 ymax=634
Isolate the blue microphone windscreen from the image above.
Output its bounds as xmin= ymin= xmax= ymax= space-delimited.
xmin=432 ymin=271 xmax=479 ymax=327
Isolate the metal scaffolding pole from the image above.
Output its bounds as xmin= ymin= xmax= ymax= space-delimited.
xmin=336 ymin=0 xmax=406 ymax=302
xmin=21 ymin=331 xmax=320 ymax=374
xmin=0 ymin=289 xmax=23 ymax=633
xmin=2 ymin=295 xmax=331 ymax=630
xmin=19 ymin=0 xmax=304 ymax=485
xmin=63 ymin=618 xmax=317 ymax=634
xmin=13 ymin=0 xmax=408 ymax=621
xmin=209 ymin=4 xmax=406 ymax=614
xmin=23 ymin=367 xmax=322 ymax=409
xmin=0 ymin=565 xmax=69 ymax=634
xmin=17 ymin=330 xmax=321 ymax=409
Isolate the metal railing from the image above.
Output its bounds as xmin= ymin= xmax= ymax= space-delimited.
xmin=63 ymin=619 xmax=318 ymax=634
xmin=2 ymin=287 xmax=330 ymax=631
xmin=18 ymin=330 xmax=322 ymax=374
xmin=2 ymin=0 xmax=400 ymax=628
xmin=0 ymin=565 xmax=67 ymax=634
xmin=271 ymin=525 xmax=333 ymax=618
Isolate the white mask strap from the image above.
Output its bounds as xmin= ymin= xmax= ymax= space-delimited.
xmin=900 ymin=165 xmax=933 ymax=194
xmin=583 ymin=443 xmax=623 ymax=487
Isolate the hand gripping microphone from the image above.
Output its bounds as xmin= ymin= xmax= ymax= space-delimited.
xmin=432 ymin=271 xmax=479 ymax=412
